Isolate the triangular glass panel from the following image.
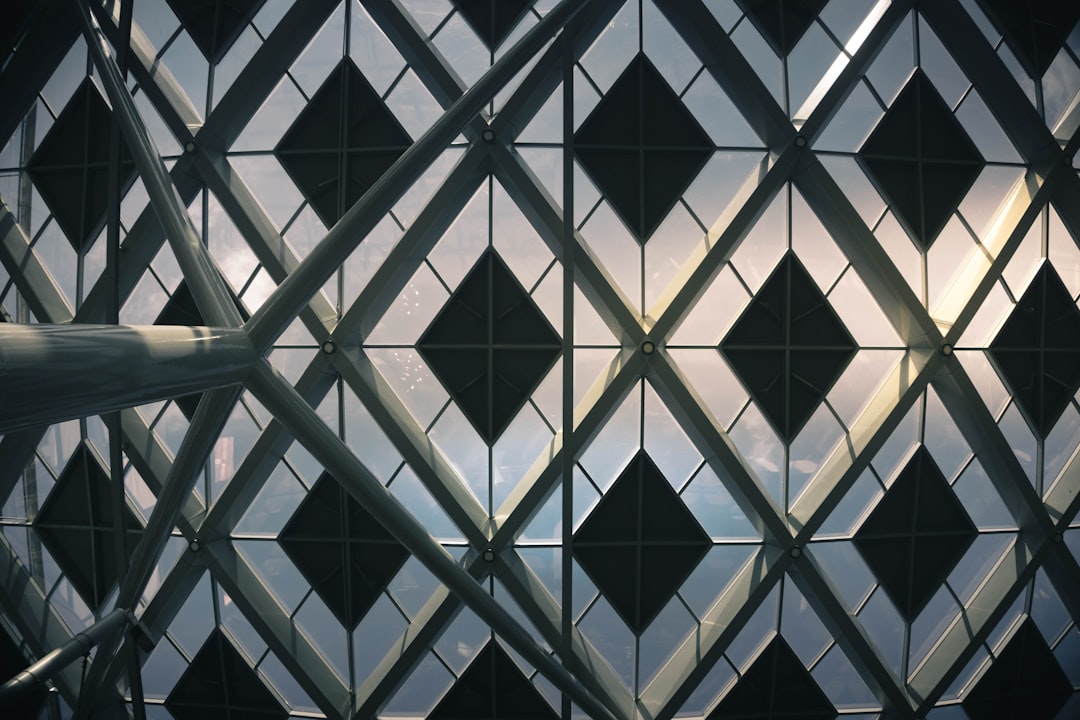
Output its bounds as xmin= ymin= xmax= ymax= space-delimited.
xmin=574 ymin=53 xmax=712 ymax=242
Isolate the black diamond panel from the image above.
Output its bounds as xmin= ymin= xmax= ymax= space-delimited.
xmin=165 ymin=628 xmax=287 ymax=720
xmin=573 ymin=451 xmax=710 ymax=634
xmin=275 ymin=59 xmax=412 ymax=228
xmin=708 ymin=635 xmax=836 ymax=719
xmin=451 ymin=0 xmax=534 ymax=51
xmin=430 ymin=641 xmax=558 ymax=719
xmin=154 ymin=280 xmax=250 ymax=420
xmin=574 ymin=53 xmax=713 ymax=243
xmin=963 ymin=617 xmax=1072 ymax=720
xmin=418 ymin=249 xmax=561 ymax=444
xmin=977 ymin=0 xmax=1080 ymax=78
xmin=989 ymin=263 xmax=1080 ymax=437
xmin=165 ymin=0 xmax=266 ymax=64
xmin=857 ymin=69 xmax=984 ymax=249
xmin=32 ymin=443 xmax=144 ymax=609
xmin=26 ymin=79 xmax=136 ymax=253
xmin=720 ymin=253 xmax=856 ymax=442
xmin=853 ymin=446 xmax=977 ymax=622
xmin=735 ymin=0 xmax=829 ymax=56
xmin=278 ymin=473 xmax=409 ymax=630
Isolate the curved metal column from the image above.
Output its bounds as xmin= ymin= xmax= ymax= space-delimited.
xmin=0 ymin=609 xmax=131 ymax=706
xmin=0 ymin=324 xmax=256 ymax=432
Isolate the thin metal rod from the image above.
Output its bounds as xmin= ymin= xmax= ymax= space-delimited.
xmin=0 ymin=609 xmax=131 ymax=706
xmin=74 ymin=0 xmax=241 ymax=329
xmin=244 ymin=360 xmax=619 ymax=720
xmin=0 ymin=324 xmax=256 ymax=433
xmin=244 ymin=0 xmax=592 ymax=351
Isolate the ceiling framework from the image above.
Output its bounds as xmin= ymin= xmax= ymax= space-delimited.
xmin=0 ymin=1 xmax=1077 ymax=719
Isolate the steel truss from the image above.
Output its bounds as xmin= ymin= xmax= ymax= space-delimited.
xmin=0 ymin=0 xmax=1077 ymax=718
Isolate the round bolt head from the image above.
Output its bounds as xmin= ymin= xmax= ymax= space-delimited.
xmin=941 ymin=343 xmax=954 ymax=356
xmin=481 ymin=128 xmax=495 ymax=143
xmin=789 ymin=545 xmax=802 ymax=558
xmin=184 ymin=140 xmax=197 ymax=154
xmin=482 ymin=548 xmax=496 ymax=562
xmin=642 ymin=340 xmax=656 ymax=355
xmin=188 ymin=539 xmax=201 ymax=553
xmin=321 ymin=339 xmax=336 ymax=355
xmin=794 ymin=135 xmax=808 ymax=148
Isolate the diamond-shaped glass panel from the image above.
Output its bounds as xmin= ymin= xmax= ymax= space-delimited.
xmin=26 ymin=78 xmax=136 ymax=252
xmin=154 ymin=280 xmax=250 ymax=420
xmin=275 ymin=59 xmax=412 ymax=229
xmin=853 ymin=446 xmax=976 ymax=622
xmin=989 ymin=262 xmax=1080 ymax=437
xmin=720 ymin=252 xmax=856 ymax=442
xmin=857 ymin=69 xmax=984 ymax=249
xmin=165 ymin=628 xmax=287 ymax=720
xmin=963 ymin=617 xmax=1072 ymax=720
xmin=735 ymin=0 xmax=829 ymax=56
xmin=574 ymin=450 xmax=710 ymax=634
xmin=976 ymin=0 xmax=1080 ymax=78
xmin=32 ymin=442 xmax=143 ymax=609
xmin=430 ymin=640 xmax=558 ymax=719
xmin=278 ymin=472 xmax=409 ymax=630
xmin=165 ymin=0 xmax=266 ymax=64
xmin=574 ymin=53 xmax=713 ymax=243
xmin=451 ymin=0 xmax=534 ymax=51
xmin=707 ymin=635 xmax=836 ymax=719
xmin=417 ymin=249 xmax=561 ymax=444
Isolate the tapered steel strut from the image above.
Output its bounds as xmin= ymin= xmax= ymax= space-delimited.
xmin=0 ymin=324 xmax=255 ymax=433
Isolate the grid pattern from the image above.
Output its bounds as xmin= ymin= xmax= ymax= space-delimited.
xmin=0 ymin=1 xmax=1078 ymax=719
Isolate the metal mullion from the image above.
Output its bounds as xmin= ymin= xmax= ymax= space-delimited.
xmin=245 ymin=0 xmax=593 ymax=352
